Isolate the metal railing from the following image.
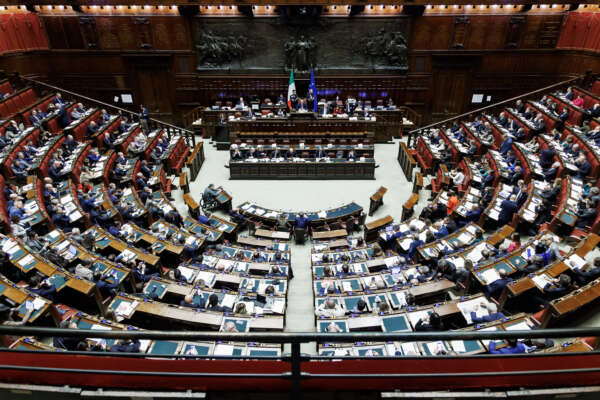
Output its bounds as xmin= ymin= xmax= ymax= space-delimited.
xmin=406 ymin=74 xmax=584 ymax=146
xmin=11 ymin=73 xmax=196 ymax=147
xmin=1 ymin=326 xmax=600 ymax=398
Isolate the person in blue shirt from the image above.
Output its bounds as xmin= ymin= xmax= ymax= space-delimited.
xmin=108 ymin=220 xmax=122 ymax=237
xmin=198 ymin=213 xmax=210 ymax=225
xmin=203 ymin=184 xmax=219 ymax=203
xmin=434 ymin=222 xmax=449 ymax=240
xmin=295 ymin=213 xmax=311 ymax=229
xmin=470 ymin=302 xmax=506 ymax=324
xmin=488 ymin=339 xmax=526 ymax=354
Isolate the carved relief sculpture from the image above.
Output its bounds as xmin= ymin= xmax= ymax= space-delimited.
xmin=196 ymin=30 xmax=249 ymax=67
xmin=359 ymin=29 xmax=408 ymax=69
xmin=284 ymin=35 xmax=316 ymax=72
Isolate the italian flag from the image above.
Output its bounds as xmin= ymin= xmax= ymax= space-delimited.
xmin=287 ymin=69 xmax=295 ymax=110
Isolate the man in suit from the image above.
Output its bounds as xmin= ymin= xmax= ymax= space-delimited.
xmin=515 ymin=99 xmax=525 ymax=114
xmin=285 ymin=147 xmax=297 ymax=160
xmin=63 ymin=134 xmax=77 ymax=154
xmin=483 ymin=269 xmax=511 ymax=300
xmin=576 ymin=200 xmax=597 ymax=229
xmin=139 ymin=105 xmax=150 ymax=133
xmin=53 ymin=92 xmax=65 ymax=106
xmin=514 ymin=127 xmax=526 ymax=141
xmin=86 ymin=121 xmax=99 ymax=138
xmin=498 ymin=194 xmax=519 ymax=226
xmin=98 ymin=109 xmax=111 ymax=125
xmin=513 ymin=180 xmax=528 ymax=207
xmin=533 ymin=114 xmax=546 ymax=133
xmin=314 ymin=145 xmax=327 ymax=159
xmin=558 ymin=107 xmax=569 ymax=122
xmin=29 ymin=109 xmax=43 ymax=128
xmin=507 ymin=166 xmax=523 ymax=185
xmin=48 ymin=160 xmax=64 ymax=182
xmin=564 ymin=87 xmax=574 ymax=101
xmin=542 ymin=161 xmax=560 ymax=181
xmin=465 ymin=204 xmax=482 ymax=225
xmin=103 ymin=132 xmax=115 ymax=149
xmin=270 ymin=145 xmax=283 ymax=159
xmin=540 ymin=147 xmax=555 ymax=169
xmin=499 ymin=134 xmax=512 ymax=155
xmin=118 ymin=120 xmax=130 ymax=134
xmin=497 ymin=112 xmax=509 ymax=128
xmin=575 ymin=155 xmax=591 ymax=179
xmin=57 ymin=104 xmax=71 ymax=128
xmin=135 ymin=172 xmax=147 ymax=190
xmin=574 ymin=257 xmax=600 ymax=285
xmin=289 ymin=90 xmax=298 ymax=111
xmin=70 ymin=103 xmax=86 ymax=120
xmin=297 ymin=99 xmax=308 ymax=112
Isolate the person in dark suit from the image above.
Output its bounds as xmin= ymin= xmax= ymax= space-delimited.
xmin=314 ymin=145 xmax=327 ymax=159
xmin=497 ymin=112 xmax=509 ymax=128
xmin=135 ymin=173 xmax=147 ymax=190
xmin=297 ymin=99 xmax=308 ymax=111
xmin=483 ymin=269 xmax=511 ymax=300
xmin=542 ymin=161 xmax=560 ymax=182
xmin=533 ymin=115 xmax=546 ymax=133
xmin=270 ymin=146 xmax=283 ymax=159
xmin=57 ymin=104 xmax=71 ymax=128
xmin=415 ymin=312 xmax=444 ymax=331
xmin=507 ymin=119 xmax=519 ymax=133
xmin=63 ymin=134 xmax=77 ymax=154
xmin=103 ymin=132 xmax=115 ymax=149
xmin=236 ymin=96 xmax=247 ymax=109
xmin=231 ymin=147 xmax=243 ymax=161
xmin=48 ymin=160 xmax=63 ymax=182
xmin=564 ymin=87 xmax=574 ymax=101
xmin=285 ymin=147 xmax=297 ymax=160
xmin=574 ymin=257 xmax=600 ymax=286
xmin=86 ymin=121 xmax=99 ymax=138
xmin=575 ymin=156 xmax=591 ymax=179
xmin=514 ymin=127 xmax=526 ymax=141
xmin=498 ymin=194 xmax=519 ymax=226
xmin=558 ymin=107 xmax=569 ymax=122
xmin=515 ymin=99 xmax=525 ymax=114
xmin=575 ymin=200 xmax=597 ymax=229
xmin=464 ymin=204 xmax=482 ymax=225
xmin=499 ymin=134 xmax=513 ymax=155
xmin=53 ymin=92 xmax=65 ymax=106
xmin=92 ymin=271 xmax=119 ymax=299
xmin=540 ymin=148 xmax=556 ymax=169
xmin=29 ymin=109 xmax=43 ymax=127
xmin=471 ymin=302 xmax=506 ymax=324
xmin=289 ymin=90 xmax=298 ymax=110
xmin=513 ymin=180 xmax=528 ymax=207
xmin=506 ymin=166 xmax=523 ymax=185
xmin=347 ymin=150 xmax=357 ymax=161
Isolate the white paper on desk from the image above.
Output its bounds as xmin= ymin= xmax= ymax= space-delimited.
xmin=457 ymin=232 xmax=473 ymax=245
xmin=91 ymin=324 xmax=112 ymax=331
xmin=32 ymin=297 xmax=46 ymax=310
xmin=425 ymin=341 xmax=447 ymax=355
xmin=470 ymin=188 xmax=481 ymax=197
xmin=342 ymin=281 xmax=353 ymax=293
xmin=115 ymin=301 xmax=133 ymax=316
xmin=450 ymin=340 xmax=466 ymax=353
xmin=408 ymin=310 xmax=432 ymax=328
xmin=400 ymin=342 xmax=420 ymax=355
xmin=270 ymin=299 xmax=285 ymax=314
xmin=241 ymin=203 xmax=252 ymax=211
xmin=56 ymin=240 xmax=70 ymax=252
xmin=523 ymin=209 xmax=536 ymax=222
xmin=384 ymin=256 xmax=399 ymax=267
xmin=568 ymin=254 xmax=587 ymax=270
xmin=177 ymin=266 xmax=195 ymax=282
xmin=505 ymin=321 xmax=531 ymax=331
xmin=488 ymin=210 xmax=500 ymax=221
xmin=318 ymin=211 xmax=327 ymax=218
xmin=255 ymin=209 xmax=266 ymax=216
xmin=480 ymin=268 xmax=501 ymax=284
xmin=2 ymin=240 xmax=19 ymax=256
xmin=532 ymin=274 xmax=553 ymax=290
xmin=120 ymin=249 xmax=136 ymax=261
xmin=399 ymin=238 xmax=413 ymax=251
xmin=60 ymin=195 xmax=73 ymax=205
xmin=17 ymin=254 xmax=35 ymax=267
xmin=195 ymin=271 xmax=216 ymax=287
xmin=451 ymin=257 xmax=466 ymax=271
xmin=221 ymin=294 xmax=236 ymax=309
xmin=217 ymin=225 xmax=228 ymax=232
xmin=214 ymin=344 xmax=234 ymax=356
xmin=413 ymin=220 xmax=426 ymax=230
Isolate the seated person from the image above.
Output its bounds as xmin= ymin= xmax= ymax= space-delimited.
xmin=415 ymin=312 xmax=444 ymax=331
xmin=470 ymin=302 xmax=506 ymax=324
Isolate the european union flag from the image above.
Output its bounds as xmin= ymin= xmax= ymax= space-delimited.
xmin=309 ymin=69 xmax=317 ymax=112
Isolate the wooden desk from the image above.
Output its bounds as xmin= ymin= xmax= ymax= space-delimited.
xmin=401 ymin=193 xmax=419 ymax=222
xmin=236 ymin=235 xmax=276 ymax=249
xmin=369 ymin=186 xmax=388 ymax=216
xmin=364 ymin=215 xmax=393 ymax=243
xmin=312 ymin=229 xmax=348 ymax=240
xmin=255 ymin=229 xmax=290 ymax=240
xmin=230 ymin=159 xmax=376 ymax=180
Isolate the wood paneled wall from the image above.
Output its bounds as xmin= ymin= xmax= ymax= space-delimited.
xmin=0 ymin=11 xmax=598 ymax=125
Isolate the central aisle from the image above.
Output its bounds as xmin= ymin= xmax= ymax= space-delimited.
xmin=170 ymin=135 xmax=431 ymax=354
